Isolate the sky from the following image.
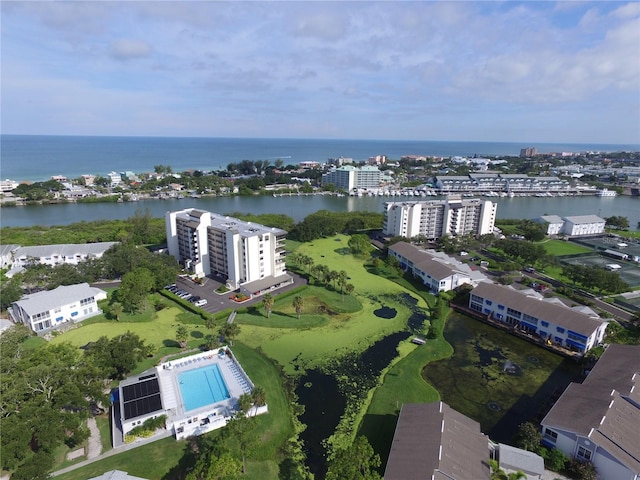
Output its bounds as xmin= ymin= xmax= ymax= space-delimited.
xmin=1 ymin=1 xmax=639 ymax=144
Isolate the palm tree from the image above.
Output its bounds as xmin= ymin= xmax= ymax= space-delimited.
xmin=219 ymin=322 xmax=240 ymax=346
xmin=251 ymin=386 xmax=266 ymax=416
xmin=489 ymin=459 xmax=526 ymax=480
xmin=205 ymin=334 xmax=219 ymax=351
xmin=111 ymin=302 xmax=123 ymax=321
xmin=328 ymin=270 xmax=339 ymax=290
xmin=293 ymin=295 xmax=304 ymax=319
xmin=237 ymin=393 xmax=253 ymax=416
xmin=176 ymin=325 xmax=189 ymax=349
xmin=345 ymin=283 xmax=355 ymax=297
xmin=262 ymin=293 xmax=274 ymax=318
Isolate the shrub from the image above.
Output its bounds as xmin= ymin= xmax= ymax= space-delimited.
xmin=543 ymin=447 xmax=569 ymax=472
xmin=565 ymin=458 xmax=598 ymax=480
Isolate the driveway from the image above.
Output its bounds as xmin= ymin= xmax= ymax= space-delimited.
xmin=172 ymin=272 xmax=308 ymax=315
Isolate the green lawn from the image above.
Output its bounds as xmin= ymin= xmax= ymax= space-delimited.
xmin=56 ymin=342 xmax=292 ymax=480
xmin=540 ymin=239 xmax=593 ymax=256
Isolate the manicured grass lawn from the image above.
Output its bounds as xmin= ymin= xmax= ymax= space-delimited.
xmin=50 ymin=306 xmax=208 ymax=351
xmin=96 ymin=415 xmax=112 ymax=454
xmin=56 ymin=342 xmax=291 ymax=480
xmin=540 ymin=239 xmax=593 ymax=256
xmin=56 ymin=437 xmax=186 ymax=480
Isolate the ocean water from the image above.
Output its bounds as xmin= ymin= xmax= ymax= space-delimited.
xmin=2 ymin=134 xmax=638 ymax=182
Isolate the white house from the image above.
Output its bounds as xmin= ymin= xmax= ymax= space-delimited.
xmin=9 ymin=283 xmax=107 ymax=333
xmin=535 ymin=215 xmax=564 ymax=236
xmin=541 ymin=345 xmax=640 ymax=480
xmin=9 ymin=242 xmax=118 ymax=270
xmin=468 ymin=282 xmax=608 ymax=353
xmin=388 ymin=241 xmax=487 ymax=293
xmin=561 ymin=215 xmax=606 ymax=236
xmin=0 ymin=244 xmax=19 ymax=269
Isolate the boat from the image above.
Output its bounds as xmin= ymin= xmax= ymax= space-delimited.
xmin=597 ymin=188 xmax=617 ymax=197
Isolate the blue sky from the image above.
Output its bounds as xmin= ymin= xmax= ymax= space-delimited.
xmin=2 ymin=1 xmax=639 ymax=144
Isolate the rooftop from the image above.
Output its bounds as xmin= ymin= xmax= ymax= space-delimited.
xmin=471 ymin=282 xmax=606 ymax=337
xmin=13 ymin=283 xmax=106 ymax=316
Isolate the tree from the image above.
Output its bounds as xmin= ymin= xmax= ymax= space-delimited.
xmin=515 ymin=422 xmax=542 ymax=452
xmin=325 ymin=436 xmax=381 ymax=480
xmin=605 ymin=215 xmax=629 ymax=230
xmin=293 ymin=295 xmax=304 ymax=319
xmin=262 ymin=293 xmax=274 ymax=318
xmin=110 ymin=301 xmax=123 ymax=321
xmin=250 ymin=386 xmax=266 ymax=416
xmin=489 ymin=459 xmax=527 ymax=480
xmin=348 ymin=233 xmax=370 ymax=256
xmin=0 ymin=275 xmax=23 ymax=310
xmin=117 ymin=267 xmax=155 ymax=313
xmin=85 ymin=332 xmax=153 ymax=380
xmin=205 ymin=334 xmax=220 ymax=351
xmin=176 ymin=325 xmax=189 ymax=349
xmin=220 ymin=323 xmax=240 ymax=346
xmin=345 ymin=283 xmax=355 ymax=297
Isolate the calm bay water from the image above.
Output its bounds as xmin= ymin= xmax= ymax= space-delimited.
xmin=2 ymin=134 xmax=638 ymax=182
xmin=1 ymin=194 xmax=638 ymax=229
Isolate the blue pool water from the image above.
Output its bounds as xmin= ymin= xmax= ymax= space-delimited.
xmin=178 ymin=364 xmax=230 ymax=412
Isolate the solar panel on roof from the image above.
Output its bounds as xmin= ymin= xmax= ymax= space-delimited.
xmin=121 ymin=377 xmax=163 ymax=420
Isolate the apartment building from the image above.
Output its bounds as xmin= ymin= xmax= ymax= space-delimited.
xmin=434 ymin=173 xmax=570 ymax=193
xmin=321 ymin=165 xmax=382 ymax=192
xmin=383 ymin=197 xmax=497 ymax=239
xmin=541 ymin=345 xmax=640 ymax=480
xmin=535 ymin=214 xmax=606 ymax=237
xmin=388 ymin=241 xmax=488 ymax=293
xmin=165 ymin=209 xmax=290 ymax=292
xmin=468 ymin=282 xmax=608 ymax=353
xmin=9 ymin=283 xmax=107 ymax=333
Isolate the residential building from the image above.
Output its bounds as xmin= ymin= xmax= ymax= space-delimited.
xmin=535 ymin=214 xmax=606 ymax=237
xmin=115 ymin=347 xmax=266 ymax=446
xmin=385 ymin=402 xmax=491 ymax=480
xmin=0 ymin=179 xmax=19 ymax=192
xmin=468 ymin=282 xmax=608 ymax=353
xmin=561 ymin=215 xmax=606 ymax=236
xmin=434 ymin=173 xmax=569 ymax=194
xmin=541 ymin=344 xmax=640 ymax=480
xmin=9 ymin=242 xmax=117 ymax=271
xmin=388 ymin=241 xmax=488 ymax=293
xmin=536 ymin=215 xmax=564 ymax=235
xmin=9 ymin=283 xmax=107 ymax=333
xmin=89 ymin=471 xmax=148 ymax=480
xmin=520 ymin=147 xmax=538 ymax=157
xmin=108 ymin=171 xmax=122 ymax=186
xmin=0 ymin=244 xmax=19 ymax=269
xmin=383 ymin=197 xmax=497 ymax=239
xmin=321 ymin=165 xmax=382 ymax=192
xmin=165 ymin=209 xmax=290 ymax=293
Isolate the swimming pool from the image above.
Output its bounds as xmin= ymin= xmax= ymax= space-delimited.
xmin=178 ymin=364 xmax=230 ymax=412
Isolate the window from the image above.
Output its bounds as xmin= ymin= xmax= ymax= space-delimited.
xmin=497 ymin=305 xmax=505 ymax=310
xmin=485 ymin=300 xmax=492 ymax=306
xmin=577 ymin=446 xmax=592 ymax=461
xmin=556 ymin=327 xmax=565 ymax=334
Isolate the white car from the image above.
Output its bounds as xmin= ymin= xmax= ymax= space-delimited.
xmin=194 ymin=299 xmax=208 ymax=307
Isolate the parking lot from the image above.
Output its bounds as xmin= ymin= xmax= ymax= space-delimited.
xmin=165 ymin=273 xmax=307 ymax=315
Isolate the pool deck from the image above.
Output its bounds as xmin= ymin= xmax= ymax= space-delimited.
xmin=116 ymin=347 xmax=267 ymax=445
xmin=157 ymin=348 xmax=256 ymax=437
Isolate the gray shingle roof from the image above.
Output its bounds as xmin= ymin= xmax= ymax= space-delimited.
xmin=542 ymin=345 xmax=640 ymax=473
xmin=471 ymin=282 xmax=606 ymax=337
xmin=385 ymin=402 xmax=491 ymax=480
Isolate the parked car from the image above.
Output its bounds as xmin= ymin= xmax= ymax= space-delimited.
xmin=524 ymin=266 xmax=536 ymax=273
xmin=194 ymin=299 xmax=208 ymax=307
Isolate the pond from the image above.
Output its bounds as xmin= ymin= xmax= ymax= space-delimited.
xmin=296 ymin=331 xmax=410 ymax=479
xmin=422 ymin=312 xmax=583 ymax=443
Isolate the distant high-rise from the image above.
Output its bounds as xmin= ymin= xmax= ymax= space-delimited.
xmin=383 ymin=197 xmax=497 ymax=239
xmin=520 ymin=147 xmax=537 ymax=157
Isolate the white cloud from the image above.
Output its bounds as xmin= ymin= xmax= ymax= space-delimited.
xmin=109 ymin=39 xmax=152 ymax=60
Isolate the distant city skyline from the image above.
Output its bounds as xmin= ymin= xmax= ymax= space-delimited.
xmin=2 ymin=1 xmax=639 ymax=144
